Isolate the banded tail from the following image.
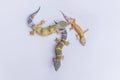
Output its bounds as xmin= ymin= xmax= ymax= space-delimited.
xmin=60 ymin=11 xmax=70 ymax=23
xmin=27 ymin=7 xmax=40 ymax=28
xmin=53 ymin=29 xmax=67 ymax=71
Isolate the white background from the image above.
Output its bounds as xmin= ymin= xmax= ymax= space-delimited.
xmin=0 ymin=0 xmax=120 ymax=80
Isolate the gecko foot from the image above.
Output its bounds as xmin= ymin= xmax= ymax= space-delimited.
xmin=64 ymin=41 xmax=70 ymax=46
xmin=76 ymin=34 xmax=79 ymax=40
xmin=30 ymin=31 xmax=35 ymax=35
xmin=55 ymin=38 xmax=61 ymax=43
xmin=40 ymin=20 xmax=45 ymax=25
xmin=84 ymin=28 xmax=89 ymax=33
xmin=69 ymin=27 xmax=74 ymax=31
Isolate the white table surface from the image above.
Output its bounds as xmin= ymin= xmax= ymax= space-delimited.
xmin=0 ymin=0 xmax=120 ymax=80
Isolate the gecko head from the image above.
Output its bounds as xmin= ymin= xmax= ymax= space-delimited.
xmin=67 ymin=18 xmax=76 ymax=23
xmin=57 ymin=21 xmax=69 ymax=29
xmin=53 ymin=58 xmax=61 ymax=71
xmin=80 ymin=37 xmax=86 ymax=46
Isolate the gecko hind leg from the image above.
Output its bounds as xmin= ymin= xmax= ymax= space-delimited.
xmin=56 ymin=29 xmax=64 ymax=35
xmin=84 ymin=28 xmax=89 ymax=33
xmin=55 ymin=38 xmax=61 ymax=43
xmin=64 ymin=41 xmax=70 ymax=46
xmin=30 ymin=31 xmax=35 ymax=35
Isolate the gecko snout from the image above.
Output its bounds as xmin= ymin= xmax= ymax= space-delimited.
xmin=80 ymin=37 xmax=86 ymax=46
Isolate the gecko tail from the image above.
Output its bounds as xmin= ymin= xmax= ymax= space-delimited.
xmin=54 ymin=20 xmax=58 ymax=24
xmin=60 ymin=10 xmax=70 ymax=22
xmin=27 ymin=7 xmax=40 ymax=28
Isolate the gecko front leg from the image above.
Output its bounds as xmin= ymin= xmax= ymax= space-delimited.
xmin=30 ymin=31 xmax=36 ymax=35
xmin=69 ymin=27 xmax=74 ymax=31
xmin=63 ymin=40 xmax=70 ymax=46
xmin=56 ymin=29 xmax=64 ymax=35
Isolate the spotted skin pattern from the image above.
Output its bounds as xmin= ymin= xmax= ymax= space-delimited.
xmin=60 ymin=11 xmax=88 ymax=46
xmin=27 ymin=7 xmax=69 ymax=36
xmin=53 ymin=29 xmax=69 ymax=71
